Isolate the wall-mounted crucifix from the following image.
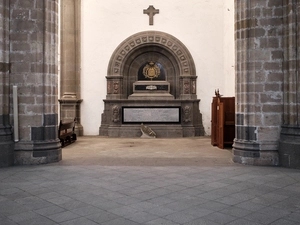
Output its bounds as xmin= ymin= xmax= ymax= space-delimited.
xmin=143 ymin=5 xmax=159 ymax=25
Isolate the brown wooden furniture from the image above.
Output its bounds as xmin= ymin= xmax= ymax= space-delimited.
xmin=58 ymin=118 xmax=77 ymax=147
xmin=211 ymin=96 xmax=235 ymax=149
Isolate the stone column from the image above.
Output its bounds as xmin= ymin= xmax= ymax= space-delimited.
xmin=10 ymin=0 xmax=61 ymax=164
xmin=59 ymin=0 xmax=83 ymax=136
xmin=279 ymin=1 xmax=300 ymax=168
xmin=233 ymin=0 xmax=283 ymax=165
xmin=0 ymin=0 xmax=14 ymax=167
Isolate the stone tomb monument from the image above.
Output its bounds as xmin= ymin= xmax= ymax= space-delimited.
xmin=99 ymin=31 xmax=204 ymax=137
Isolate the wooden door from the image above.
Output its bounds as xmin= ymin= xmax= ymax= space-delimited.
xmin=218 ymin=102 xmax=224 ymax=149
xmin=211 ymin=97 xmax=218 ymax=146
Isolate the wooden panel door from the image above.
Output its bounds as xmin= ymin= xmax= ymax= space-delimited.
xmin=211 ymin=97 xmax=218 ymax=146
xmin=218 ymin=102 xmax=224 ymax=149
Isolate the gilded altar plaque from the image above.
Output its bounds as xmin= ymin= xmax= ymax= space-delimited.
xmin=143 ymin=61 xmax=160 ymax=80
xmin=122 ymin=107 xmax=180 ymax=123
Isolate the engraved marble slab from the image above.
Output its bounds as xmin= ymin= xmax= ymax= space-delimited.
xmin=123 ymin=107 xmax=180 ymax=123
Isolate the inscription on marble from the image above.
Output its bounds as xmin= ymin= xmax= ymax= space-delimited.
xmin=123 ymin=107 xmax=180 ymax=123
xmin=135 ymin=85 xmax=168 ymax=91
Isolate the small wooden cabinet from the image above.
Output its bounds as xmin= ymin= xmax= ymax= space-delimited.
xmin=211 ymin=96 xmax=235 ymax=149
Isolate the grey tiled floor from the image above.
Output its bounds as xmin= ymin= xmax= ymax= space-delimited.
xmin=1 ymin=136 xmax=300 ymax=225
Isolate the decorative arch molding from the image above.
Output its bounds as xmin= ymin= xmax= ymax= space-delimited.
xmin=100 ymin=31 xmax=204 ymax=137
xmin=107 ymin=31 xmax=196 ymax=77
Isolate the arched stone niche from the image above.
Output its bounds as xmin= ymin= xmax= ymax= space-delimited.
xmin=100 ymin=31 xmax=204 ymax=137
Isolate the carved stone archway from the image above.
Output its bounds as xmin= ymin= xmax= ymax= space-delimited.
xmin=100 ymin=31 xmax=204 ymax=137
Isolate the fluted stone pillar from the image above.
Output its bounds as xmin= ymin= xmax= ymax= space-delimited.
xmin=0 ymin=0 xmax=14 ymax=167
xmin=59 ymin=0 xmax=83 ymax=136
xmin=279 ymin=1 xmax=300 ymax=168
xmin=233 ymin=0 xmax=283 ymax=165
xmin=10 ymin=0 xmax=61 ymax=164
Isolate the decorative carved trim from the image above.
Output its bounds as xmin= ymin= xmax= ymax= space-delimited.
xmin=182 ymin=105 xmax=191 ymax=123
xmin=113 ymin=81 xmax=119 ymax=94
xmin=184 ymin=81 xmax=190 ymax=94
xmin=192 ymin=80 xmax=196 ymax=94
xmin=112 ymin=105 xmax=120 ymax=123
xmin=107 ymin=31 xmax=196 ymax=78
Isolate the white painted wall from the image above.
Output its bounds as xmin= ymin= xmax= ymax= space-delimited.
xmin=81 ymin=0 xmax=235 ymax=135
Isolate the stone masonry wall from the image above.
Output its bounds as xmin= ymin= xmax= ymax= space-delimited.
xmin=0 ymin=0 xmax=14 ymax=167
xmin=9 ymin=0 xmax=61 ymax=165
xmin=279 ymin=1 xmax=300 ymax=168
xmin=234 ymin=0 xmax=284 ymax=165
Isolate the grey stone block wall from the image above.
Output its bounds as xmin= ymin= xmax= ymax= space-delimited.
xmin=234 ymin=0 xmax=300 ymax=168
xmin=0 ymin=0 xmax=14 ymax=167
xmin=233 ymin=0 xmax=284 ymax=165
xmin=8 ymin=0 xmax=61 ymax=165
xmin=278 ymin=1 xmax=300 ymax=168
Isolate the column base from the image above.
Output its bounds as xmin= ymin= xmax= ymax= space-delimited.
xmin=14 ymin=140 xmax=62 ymax=165
xmin=233 ymin=139 xmax=279 ymax=166
xmin=279 ymin=125 xmax=300 ymax=169
xmin=0 ymin=141 xmax=14 ymax=167
xmin=0 ymin=122 xmax=14 ymax=167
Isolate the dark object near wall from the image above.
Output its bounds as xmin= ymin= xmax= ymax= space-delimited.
xmin=211 ymin=96 xmax=235 ymax=149
xmin=58 ymin=118 xmax=77 ymax=147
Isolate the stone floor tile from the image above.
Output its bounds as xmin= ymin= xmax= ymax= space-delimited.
xmin=36 ymin=191 xmax=64 ymax=200
xmin=201 ymin=211 xmax=237 ymax=224
xmin=70 ymin=205 xmax=104 ymax=216
xmin=47 ymin=211 xmax=80 ymax=223
xmin=60 ymin=217 xmax=99 ymax=225
xmin=283 ymin=212 xmax=300 ymax=223
xmin=58 ymin=199 xmax=90 ymax=210
xmin=215 ymin=195 xmax=247 ymax=206
xmin=101 ymin=218 xmax=140 ymax=225
xmin=128 ymin=201 xmax=158 ymax=211
xmin=34 ymin=205 xmax=66 ymax=216
xmin=147 ymin=205 xmax=176 ymax=217
xmin=124 ymin=210 xmax=159 ymax=223
xmin=17 ymin=216 xmax=57 ymax=225
xmin=146 ymin=196 xmax=175 ymax=206
xmin=108 ymin=205 xmax=139 ymax=217
xmin=183 ymin=217 xmax=220 ymax=225
xmin=1 ymin=137 xmax=300 ymax=225
xmin=0 ymin=187 xmax=24 ymax=196
xmin=165 ymin=211 xmax=198 ymax=224
xmin=113 ymin=196 xmax=141 ymax=206
xmin=14 ymin=196 xmax=54 ymax=210
xmin=146 ymin=218 xmax=180 ymax=225
xmin=235 ymin=200 xmax=266 ymax=212
xmin=0 ymin=217 xmax=19 ymax=225
xmin=182 ymin=206 xmax=214 ymax=218
xmin=270 ymin=219 xmax=300 ymax=225
xmin=219 ymin=205 xmax=252 ymax=218
xmin=244 ymin=211 xmax=281 ymax=224
xmin=163 ymin=200 xmax=196 ymax=212
xmin=86 ymin=210 xmax=119 ymax=223
xmin=0 ymin=200 xmax=30 ymax=216
xmin=225 ymin=218 xmax=263 ymax=225
xmin=197 ymin=200 xmax=229 ymax=212
xmin=89 ymin=199 xmax=124 ymax=211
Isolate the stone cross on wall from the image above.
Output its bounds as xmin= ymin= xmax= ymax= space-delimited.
xmin=143 ymin=5 xmax=159 ymax=25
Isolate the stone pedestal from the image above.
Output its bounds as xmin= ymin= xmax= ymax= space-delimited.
xmin=59 ymin=99 xmax=83 ymax=136
xmin=100 ymin=31 xmax=204 ymax=138
xmin=129 ymin=81 xmax=174 ymax=100
xmin=99 ymin=99 xmax=204 ymax=138
xmin=60 ymin=0 xmax=83 ymax=136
